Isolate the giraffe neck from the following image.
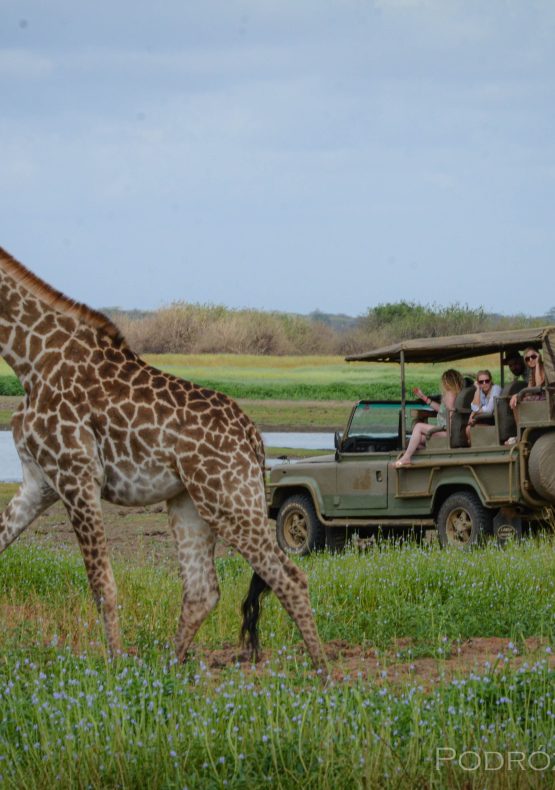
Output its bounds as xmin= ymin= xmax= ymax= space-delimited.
xmin=0 ymin=247 xmax=126 ymax=392
xmin=0 ymin=267 xmax=77 ymax=390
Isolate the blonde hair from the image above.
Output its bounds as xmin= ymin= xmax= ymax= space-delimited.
xmin=441 ymin=368 xmax=464 ymax=394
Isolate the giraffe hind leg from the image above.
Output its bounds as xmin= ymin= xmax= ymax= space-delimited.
xmin=167 ymin=492 xmax=220 ymax=663
xmin=208 ymin=512 xmax=326 ymax=670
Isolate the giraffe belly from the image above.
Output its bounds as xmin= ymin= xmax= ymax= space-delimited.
xmin=101 ymin=464 xmax=185 ymax=506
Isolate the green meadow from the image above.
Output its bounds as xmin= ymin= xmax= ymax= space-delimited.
xmin=2 ymin=352 xmax=549 ymax=788
xmin=2 ymin=538 xmax=555 ymax=787
xmin=0 ymin=353 xmax=490 ymax=436
xmin=0 ymin=353 xmax=486 ymax=401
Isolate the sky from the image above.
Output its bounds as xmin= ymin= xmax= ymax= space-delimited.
xmin=1 ymin=0 xmax=554 ymax=318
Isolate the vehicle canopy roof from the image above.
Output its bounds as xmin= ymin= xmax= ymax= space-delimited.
xmin=346 ymin=326 xmax=555 ymax=383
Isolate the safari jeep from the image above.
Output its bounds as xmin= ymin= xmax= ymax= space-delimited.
xmin=268 ymin=327 xmax=555 ymax=553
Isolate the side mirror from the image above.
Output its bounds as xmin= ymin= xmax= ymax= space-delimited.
xmin=334 ymin=431 xmax=342 ymax=450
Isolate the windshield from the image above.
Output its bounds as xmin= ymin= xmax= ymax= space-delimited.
xmin=346 ymin=400 xmax=437 ymax=439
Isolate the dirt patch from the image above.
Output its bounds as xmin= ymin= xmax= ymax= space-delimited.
xmin=190 ymin=637 xmax=555 ymax=688
xmin=17 ymin=498 xmax=237 ymax=568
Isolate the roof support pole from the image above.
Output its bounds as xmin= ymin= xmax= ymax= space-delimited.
xmin=500 ymin=351 xmax=505 ymax=387
xmin=400 ymin=349 xmax=407 ymax=449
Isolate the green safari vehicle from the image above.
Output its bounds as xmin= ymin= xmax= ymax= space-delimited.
xmin=268 ymin=327 xmax=555 ymax=553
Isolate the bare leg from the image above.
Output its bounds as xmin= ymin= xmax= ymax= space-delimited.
xmin=167 ymin=492 xmax=220 ymax=662
xmin=0 ymin=460 xmax=58 ymax=553
xmin=397 ymin=422 xmax=438 ymax=464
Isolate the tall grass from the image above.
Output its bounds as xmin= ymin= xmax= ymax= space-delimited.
xmin=4 ymin=538 xmax=555 ymax=651
xmin=2 ymin=540 xmax=555 ymax=786
xmin=2 ymin=647 xmax=555 ymax=788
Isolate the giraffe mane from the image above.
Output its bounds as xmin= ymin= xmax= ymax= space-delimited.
xmin=0 ymin=246 xmax=127 ymax=347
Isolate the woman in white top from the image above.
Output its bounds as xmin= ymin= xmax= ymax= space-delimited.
xmin=466 ymin=369 xmax=502 ymax=437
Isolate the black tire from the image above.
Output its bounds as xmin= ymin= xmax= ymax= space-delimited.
xmin=325 ymin=526 xmax=349 ymax=553
xmin=436 ymin=491 xmax=493 ymax=549
xmin=276 ymin=494 xmax=325 ymax=556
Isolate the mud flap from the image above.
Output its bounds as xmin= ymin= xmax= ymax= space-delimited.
xmin=493 ymin=508 xmax=522 ymax=546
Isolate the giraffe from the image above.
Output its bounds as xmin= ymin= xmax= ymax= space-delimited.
xmin=0 ymin=247 xmax=326 ymax=668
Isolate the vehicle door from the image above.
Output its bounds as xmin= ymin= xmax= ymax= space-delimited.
xmin=334 ymin=402 xmax=398 ymax=512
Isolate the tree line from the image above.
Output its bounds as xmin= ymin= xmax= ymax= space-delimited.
xmin=107 ymin=301 xmax=550 ymax=356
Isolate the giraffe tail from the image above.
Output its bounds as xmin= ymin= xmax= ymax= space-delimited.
xmin=240 ymin=572 xmax=270 ymax=660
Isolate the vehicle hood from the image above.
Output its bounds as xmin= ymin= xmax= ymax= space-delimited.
xmin=270 ymin=453 xmax=335 ymax=472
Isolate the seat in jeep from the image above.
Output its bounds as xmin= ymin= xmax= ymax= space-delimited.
xmin=450 ymin=385 xmax=476 ymax=448
xmin=496 ymin=380 xmax=528 ymax=443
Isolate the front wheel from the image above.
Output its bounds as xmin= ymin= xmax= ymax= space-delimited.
xmin=436 ymin=491 xmax=493 ymax=549
xmin=276 ymin=494 xmax=325 ymax=556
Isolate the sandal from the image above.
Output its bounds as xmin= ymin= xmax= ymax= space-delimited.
xmin=395 ymin=459 xmax=411 ymax=468
xmin=504 ymin=436 xmax=518 ymax=446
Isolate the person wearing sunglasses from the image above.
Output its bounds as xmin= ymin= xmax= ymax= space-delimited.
xmin=466 ymin=370 xmax=502 ymax=438
xmin=509 ymin=348 xmax=545 ymax=409
xmin=505 ymin=348 xmax=546 ymax=445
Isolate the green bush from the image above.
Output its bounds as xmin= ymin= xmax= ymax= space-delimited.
xmin=0 ymin=375 xmax=24 ymax=396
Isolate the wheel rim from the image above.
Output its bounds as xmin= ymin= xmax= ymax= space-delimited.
xmin=445 ymin=507 xmax=473 ymax=545
xmin=283 ymin=510 xmax=308 ymax=549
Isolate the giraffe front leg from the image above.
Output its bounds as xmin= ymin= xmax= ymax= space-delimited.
xmin=0 ymin=460 xmax=59 ymax=554
xmin=167 ymin=492 xmax=220 ymax=662
xmin=60 ymin=480 xmax=122 ymax=656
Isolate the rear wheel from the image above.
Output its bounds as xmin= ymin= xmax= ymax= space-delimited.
xmin=437 ymin=491 xmax=493 ymax=549
xmin=276 ymin=494 xmax=325 ymax=556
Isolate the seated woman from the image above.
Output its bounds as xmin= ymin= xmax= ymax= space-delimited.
xmin=466 ymin=369 xmax=502 ymax=442
xmin=506 ymin=348 xmax=546 ymax=444
xmin=395 ymin=369 xmax=464 ymax=467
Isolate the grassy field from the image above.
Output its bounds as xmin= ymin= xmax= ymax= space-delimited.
xmin=2 ymin=538 xmax=555 ymax=787
xmin=0 ymin=352 xmax=496 ymax=433
xmin=0 ymin=353 xmax=488 ymax=401
xmin=2 ymin=352 xmax=546 ymax=787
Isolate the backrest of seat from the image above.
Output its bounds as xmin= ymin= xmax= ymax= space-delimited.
xmin=450 ymin=385 xmax=476 ymax=448
xmin=455 ymin=385 xmax=476 ymax=411
xmin=505 ymin=380 xmax=528 ymax=397
xmin=496 ymin=380 xmax=527 ymax=443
